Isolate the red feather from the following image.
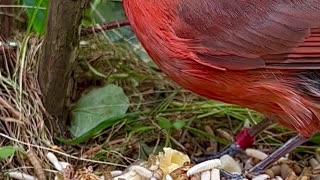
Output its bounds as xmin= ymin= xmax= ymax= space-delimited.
xmin=123 ymin=0 xmax=320 ymax=137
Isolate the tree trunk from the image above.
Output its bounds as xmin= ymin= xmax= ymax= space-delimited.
xmin=39 ymin=0 xmax=89 ymax=133
xmin=0 ymin=0 xmax=15 ymax=38
xmin=0 ymin=0 xmax=16 ymax=70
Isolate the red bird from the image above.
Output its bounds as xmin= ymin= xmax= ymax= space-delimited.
xmin=123 ymin=0 xmax=320 ymax=175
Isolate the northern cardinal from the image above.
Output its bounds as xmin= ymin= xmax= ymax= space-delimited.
xmin=123 ymin=0 xmax=320 ymax=175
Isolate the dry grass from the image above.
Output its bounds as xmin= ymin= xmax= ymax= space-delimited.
xmin=0 ymin=36 xmax=53 ymax=177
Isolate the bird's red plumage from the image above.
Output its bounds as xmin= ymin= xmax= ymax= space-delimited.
xmin=123 ymin=0 xmax=320 ymax=137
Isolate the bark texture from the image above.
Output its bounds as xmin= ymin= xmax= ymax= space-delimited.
xmin=39 ymin=0 xmax=89 ymax=132
xmin=0 ymin=0 xmax=15 ymax=38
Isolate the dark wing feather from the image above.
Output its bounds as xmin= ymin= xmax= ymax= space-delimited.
xmin=264 ymin=29 xmax=320 ymax=69
xmin=174 ymin=0 xmax=320 ymax=70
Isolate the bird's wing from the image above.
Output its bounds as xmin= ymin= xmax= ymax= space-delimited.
xmin=174 ymin=0 xmax=320 ymax=70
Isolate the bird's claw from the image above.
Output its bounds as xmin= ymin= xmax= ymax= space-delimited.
xmin=220 ymin=169 xmax=245 ymax=180
xmin=192 ymin=143 xmax=242 ymax=163
xmin=220 ymin=170 xmax=265 ymax=180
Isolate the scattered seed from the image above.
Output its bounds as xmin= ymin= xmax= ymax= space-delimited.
xmin=200 ymin=171 xmax=210 ymax=180
xmin=270 ymin=165 xmax=281 ymax=176
xmin=252 ymin=174 xmax=270 ymax=180
xmin=204 ymin=125 xmax=217 ymax=152
xmin=245 ymin=149 xmax=268 ymax=160
xmin=211 ymin=169 xmax=220 ymax=180
xmin=281 ymin=163 xmax=294 ymax=179
xmin=8 ymin=171 xmax=36 ymax=180
xmin=47 ymin=152 xmax=63 ymax=171
xmin=265 ymin=169 xmax=275 ymax=178
xmin=129 ymin=165 xmax=153 ymax=178
xmin=187 ymin=159 xmax=221 ymax=176
xmin=219 ymin=155 xmax=241 ymax=174
xmin=278 ymin=157 xmax=288 ymax=162
xmin=165 ymin=174 xmax=174 ymax=180
xmin=299 ymin=175 xmax=310 ymax=180
xmin=152 ymin=169 xmax=163 ymax=180
xmin=110 ymin=170 xmax=123 ymax=177
xmin=113 ymin=171 xmax=139 ymax=180
xmin=149 ymin=165 xmax=159 ymax=171
xmin=216 ymin=128 xmax=233 ymax=142
xmin=310 ymin=158 xmax=319 ymax=169
xmin=265 ymin=165 xmax=281 ymax=178
xmin=190 ymin=174 xmax=201 ymax=180
xmin=285 ymin=171 xmax=297 ymax=180
xmin=312 ymin=175 xmax=320 ymax=180
xmin=274 ymin=176 xmax=283 ymax=180
xmin=243 ymin=119 xmax=251 ymax=128
xmin=244 ymin=158 xmax=254 ymax=170
xmin=252 ymin=157 xmax=261 ymax=165
xmin=313 ymin=167 xmax=320 ymax=175
xmin=170 ymin=166 xmax=189 ymax=179
xmin=204 ymin=125 xmax=214 ymax=135
xmin=291 ymin=164 xmax=301 ymax=174
xmin=59 ymin=162 xmax=71 ymax=169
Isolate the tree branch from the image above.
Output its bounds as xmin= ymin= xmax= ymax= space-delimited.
xmin=81 ymin=20 xmax=130 ymax=36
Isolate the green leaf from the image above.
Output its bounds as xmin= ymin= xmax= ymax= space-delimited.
xmin=70 ymin=84 xmax=129 ymax=138
xmin=158 ymin=117 xmax=172 ymax=130
xmin=57 ymin=113 xmax=139 ymax=145
xmin=23 ymin=0 xmax=48 ymax=35
xmin=311 ymin=134 xmax=320 ymax=145
xmin=173 ymin=120 xmax=186 ymax=130
xmin=0 ymin=146 xmax=16 ymax=159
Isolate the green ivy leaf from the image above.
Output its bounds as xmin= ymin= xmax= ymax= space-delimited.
xmin=173 ymin=120 xmax=186 ymax=130
xmin=70 ymin=84 xmax=129 ymax=138
xmin=0 ymin=146 xmax=16 ymax=159
xmin=158 ymin=117 xmax=173 ymax=130
xmin=23 ymin=0 xmax=48 ymax=35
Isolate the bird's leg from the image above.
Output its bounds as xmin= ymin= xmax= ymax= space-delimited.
xmin=192 ymin=118 xmax=273 ymax=163
xmin=219 ymin=135 xmax=308 ymax=179
xmin=250 ymin=134 xmax=308 ymax=174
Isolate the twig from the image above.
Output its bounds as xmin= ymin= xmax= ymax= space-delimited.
xmin=81 ymin=145 xmax=102 ymax=158
xmin=0 ymin=96 xmax=22 ymax=120
xmin=0 ymin=20 xmax=130 ymax=54
xmin=6 ymin=166 xmax=58 ymax=174
xmin=26 ymin=150 xmax=46 ymax=180
xmin=0 ymin=42 xmax=13 ymax=55
xmin=81 ymin=20 xmax=130 ymax=36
